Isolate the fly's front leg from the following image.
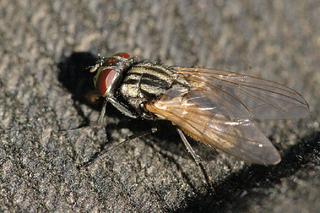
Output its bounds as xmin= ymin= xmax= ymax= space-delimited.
xmin=107 ymin=96 xmax=139 ymax=119
xmin=78 ymin=127 xmax=157 ymax=168
xmin=96 ymin=97 xmax=138 ymax=125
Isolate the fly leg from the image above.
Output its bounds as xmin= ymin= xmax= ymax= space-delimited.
xmin=176 ymin=127 xmax=215 ymax=194
xmin=78 ymin=127 xmax=157 ymax=168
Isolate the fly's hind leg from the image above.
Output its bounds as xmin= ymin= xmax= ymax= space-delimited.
xmin=176 ymin=128 xmax=215 ymax=194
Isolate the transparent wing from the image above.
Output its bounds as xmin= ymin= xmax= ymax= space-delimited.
xmin=145 ymin=68 xmax=309 ymax=164
xmin=173 ymin=67 xmax=309 ymax=119
xmin=146 ymin=86 xmax=281 ymax=164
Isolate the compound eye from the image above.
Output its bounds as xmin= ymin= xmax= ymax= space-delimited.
xmin=105 ymin=53 xmax=131 ymax=66
xmin=96 ymin=68 xmax=117 ymax=96
xmin=115 ymin=52 xmax=130 ymax=59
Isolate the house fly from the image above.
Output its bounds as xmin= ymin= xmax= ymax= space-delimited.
xmin=89 ymin=52 xmax=309 ymax=188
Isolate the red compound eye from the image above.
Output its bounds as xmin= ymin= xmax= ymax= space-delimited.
xmin=115 ymin=52 xmax=130 ymax=59
xmin=96 ymin=68 xmax=117 ymax=96
xmin=105 ymin=58 xmax=118 ymax=66
xmin=104 ymin=53 xmax=131 ymax=66
xmin=105 ymin=53 xmax=130 ymax=66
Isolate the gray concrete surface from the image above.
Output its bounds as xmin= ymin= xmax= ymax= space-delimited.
xmin=0 ymin=0 xmax=319 ymax=212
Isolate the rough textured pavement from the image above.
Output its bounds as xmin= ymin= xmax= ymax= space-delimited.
xmin=0 ymin=0 xmax=319 ymax=212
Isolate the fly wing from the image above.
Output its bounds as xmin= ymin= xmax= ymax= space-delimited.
xmin=146 ymin=86 xmax=281 ymax=164
xmin=174 ymin=67 xmax=309 ymax=119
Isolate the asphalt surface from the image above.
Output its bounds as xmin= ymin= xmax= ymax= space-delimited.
xmin=0 ymin=0 xmax=319 ymax=212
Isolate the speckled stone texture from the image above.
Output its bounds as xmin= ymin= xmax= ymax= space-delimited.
xmin=0 ymin=1 xmax=319 ymax=212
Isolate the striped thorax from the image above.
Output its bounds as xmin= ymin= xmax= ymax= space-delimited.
xmin=120 ymin=61 xmax=190 ymax=118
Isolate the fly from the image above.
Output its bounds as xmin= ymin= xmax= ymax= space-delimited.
xmin=88 ymin=52 xmax=309 ymax=189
